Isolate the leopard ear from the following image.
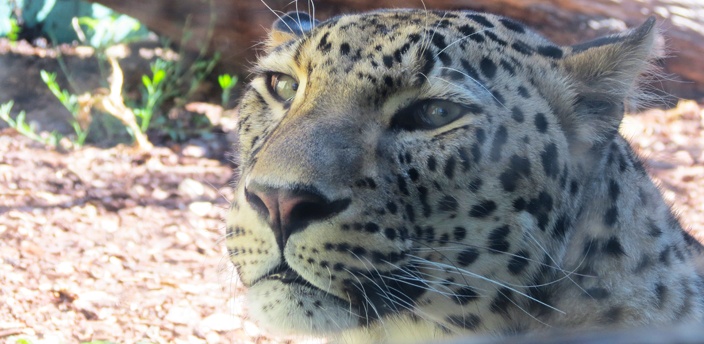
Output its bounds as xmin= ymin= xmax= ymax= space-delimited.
xmin=268 ymin=12 xmax=318 ymax=49
xmin=558 ymin=17 xmax=659 ymax=150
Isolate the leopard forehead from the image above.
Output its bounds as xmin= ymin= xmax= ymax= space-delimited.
xmin=255 ymin=10 xmax=564 ymax=106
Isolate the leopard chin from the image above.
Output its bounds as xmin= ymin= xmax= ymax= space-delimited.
xmin=246 ymin=278 xmax=359 ymax=335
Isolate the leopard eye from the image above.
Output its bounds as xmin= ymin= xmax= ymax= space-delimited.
xmin=391 ymin=99 xmax=473 ymax=130
xmin=268 ymin=73 xmax=299 ymax=102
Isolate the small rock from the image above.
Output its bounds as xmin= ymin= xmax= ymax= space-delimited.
xmin=673 ymin=150 xmax=694 ymax=166
xmin=77 ymin=290 xmax=119 ymax=307
xmin=243 ymin=320 xmax=262 ymax=337
xmin=188 ymin=202 xmax=212 ymax=217
xmin=152 ymin=187 xmax=170 ymax=200
xmin=197 ymin=313 xmax=242 ymax=333
xmin=175 ymin=231 xmax=192 ymax=246
xmin=165 ymin=305 xmax=201 ymax=325
xmin=182 ymin=144 xmax=207 ymax=158
xmin=179 ymin=178 xmax=206 ymax=198
xmin=54 ymin=261 xmax=75 ymax=275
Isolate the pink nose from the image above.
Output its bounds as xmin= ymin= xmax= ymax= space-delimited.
xmin=244 ymin=183 xmax=350 ymax=250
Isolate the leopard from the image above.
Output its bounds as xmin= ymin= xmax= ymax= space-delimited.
xmin=225 ymin=8 xmax=704 ymax=343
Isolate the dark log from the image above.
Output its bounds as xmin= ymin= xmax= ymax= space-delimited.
xmin=86 ymin=0 xmax=704 ymax=99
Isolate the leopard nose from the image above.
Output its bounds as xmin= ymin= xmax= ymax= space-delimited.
xmin=244 ymin=182 xmax=351 ymax=250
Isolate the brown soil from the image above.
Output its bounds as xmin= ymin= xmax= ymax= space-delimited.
xmin=0 ymin=38 xmax=702 ymax=344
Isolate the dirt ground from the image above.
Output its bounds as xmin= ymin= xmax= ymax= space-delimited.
xmin=0 ymin=37 xmax=703 ymax=344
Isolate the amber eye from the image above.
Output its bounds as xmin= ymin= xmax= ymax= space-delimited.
xmin=268 ymin=73 xmax=299 ymax=102
xmin=391 ymin=99 xmax=476 ymax=130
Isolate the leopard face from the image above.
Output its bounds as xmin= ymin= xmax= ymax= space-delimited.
xmin=226 ymin=9 xmax=704 ymax=342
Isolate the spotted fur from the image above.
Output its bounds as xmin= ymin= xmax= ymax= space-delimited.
xmin=226 ymin=9 xmax=704 ymax=343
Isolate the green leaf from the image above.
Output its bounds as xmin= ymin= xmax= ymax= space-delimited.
xmin=218 ymin=74 xmax=231 ymax=88
xmin=141 ymin=75 xmax=151 ymax=88
xmin=152 ymin=69 xmax=166 ymax=86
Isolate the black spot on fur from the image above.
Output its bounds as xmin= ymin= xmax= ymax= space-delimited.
xmin=397 ymin=175 xmax=409 ymax=195
xmin=457 ymin=248 xmax=480 ymax=266
xmin=584 ymin=287 xmax=610 ymax=300
xmin=602 ymin=307 xmax=623 ymax=323
xmin=517 ymin=86 xmax=531 ymax=99
xmin=512 ymin=107 xmax=524 ymax=122
xmin=534 ymin=113 xmax=548 ymax=133
xmin=431 ymin=32 xmax=447 ymax=50
xmin=417 ymin=186 xmax=432 ymax=217
xmin=655 ymin=283 xmax=667 ymax=309
xmin=419 ymin=48 xmax=435 ymax=79
xmin=488 ymin=225 xmax=511 ymax=253
xmin=659 ymin=246 xmax=672 ymax=266
xmin=317 ymin=32 xmax=332 ymax=53
xmin=453 ymin=287 xmax=480 ymax=305
xmin=570 ymin=180 xmax=579 ymax=195
xmin=460 ymin=58 xmax=481 ymax=81
xmin=507 ymin=250 xmax=530 ymax=275
xmin=383 ymin=55 xmax=393 ymax=68
xmin=469 ymin=200 xmax=497 ymax=218
xmin=551 ymin=214 xmax=570 ymax=241
xmin=471 ymin=143 xmax=482 ymax=164
xmin=490 ymin=288 xmax=514 ymax=315
xmin=444 ymin=157 xmax=457 ymax=179
xmin=365 ymin=222 xmax=380 ymax=233
xmin=609 ymin=179 xmax=621 ymax=201
xmin=468 ymin=178 xmax=482 ymax=192
xmin=500 ymin=59 xmax=516 ymax=76
xmin=453 ymin=227 xmax=467 ymax=241
xmin=458 ymin=25 xmax=485 ymax=43
xmin=476 ymin=128 xmax=486 ymax=143
xmin=511 ymin=41 xmax=533 ymax=55
xmin=445 ymin=69 xmax=465 ymax=81
xmin=540 ymin=143 xmax=559 ymax=179
xmin=466 ymin=14 xmax=494 ymax=28
xmin=604 ymin=206 xmax=618 ymax=226
xmin=384 ymin=76 xmax=394 ymax=87
xmin=408 ymin=168 xmax=419 ymax=182
xmin=405 ymin=204 xmax=416 ymax=223
xmin=499 ymin=18 xmax=525 ymax=33
xmin=387 ymin=202 xmax=398 ymax=214
xmin=427 ymin=156 xmax=437 ymax=172
xmin=438 ymin=196 xmax=459 ymax=213
xmin=393 ymin=43 xmax=411 ymax=63
xmin=499 ymin=154 xmax=531 ymax=192
xmin=340 ymin=43 xmax=350 ymax=55
xmin=485 ymin=31 xmax=507 ymax=46
xmin=605 ymin=236 xmax=626 ymax=256
xmin=633 ymin=254 xmax=653 ymax=274
xmin=438 ymin=52 xmax=452 ymax=66
xmin=526 ymin=191 xmax=553 ymax=231
xmin=480 ymin=57 xmax=497 ymax=79
xmin=490 ymin=126 xmax=508 ymax=161
xmin=537 ymin=45 xmax=563 ymax=59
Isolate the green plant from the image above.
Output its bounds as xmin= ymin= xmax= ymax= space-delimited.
xmin=218 ymin=73 xmax=238 ymax=107
xmin=134 ymin=47 xmax=220 ymax=141
xmin=7 ymin=17 xmax=20 ymax=42
xmin=40 ymin=70 xmax=89 ymax=146
xmin=0 ymin=101 xmax=63 ymax=146
xmin=134 ymin=60 xmax=167 ymax=133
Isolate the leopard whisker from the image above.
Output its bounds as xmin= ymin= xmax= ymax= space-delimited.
xmin=408 ymin=255 xmax=565 ymax=314
xmin=258 ymin=0 xmax=296 ymax=35
xmin=434 ymin=28 xmax=491 ymax=58
xmin=432 ymin=72 xmax=509 ymax=111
